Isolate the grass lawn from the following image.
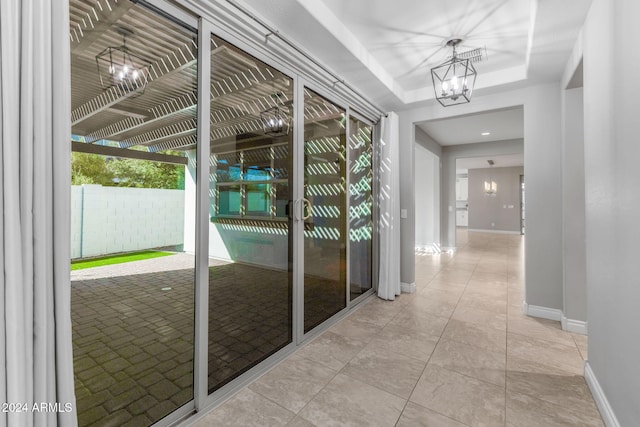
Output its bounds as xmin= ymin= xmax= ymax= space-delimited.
xmin=71 ymin=250 xmax=174 ymax=270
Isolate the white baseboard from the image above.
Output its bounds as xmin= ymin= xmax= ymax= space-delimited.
xmin=522 ymin=302 xmax=589 ymax=335
xmin=522 ymin=302 xmax=563 ymax=321
xmin=401 ymin=282 xmax=416 ymax=293
xmin=468 ymin=228 xmax=521 ymax=235
xmin=585 ymin=362 xmax=621 ymax=427
xmin=441 ymin=246 xmax=457 ymax=253
xmin=561 ymin=315 xmax=588 ymax=335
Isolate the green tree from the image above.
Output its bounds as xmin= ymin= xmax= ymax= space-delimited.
xmin=107 ymin=158 xmax=184 ymax=189
xmin=71 ymin=152 xmax=114 ymax=185
xmin=71 ymin=151 xmax=185 ymax=189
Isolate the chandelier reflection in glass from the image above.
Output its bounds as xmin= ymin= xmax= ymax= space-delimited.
xmin=95 ymin=28 xmax=151 ymax=93
xmin=261 ymin=94 xmax=290 ymax=136
xmin=484 ymin=160 xmax=497 ymax=196
xmin=431 ymin=39 xmax=477 ymax=107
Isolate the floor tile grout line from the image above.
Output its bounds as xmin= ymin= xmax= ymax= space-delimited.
xmin=395 ymin=236 xmax=483 ymax=427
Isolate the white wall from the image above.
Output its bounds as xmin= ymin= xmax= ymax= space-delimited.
xmin=183 ymin=150 xmax=197 ymax=255
xmin=70 ymin=186 xmax=83 ymax=258
xmin=467 ymin=166 xmax=524 ymax=232
xmin=414 ymin=144 xmax=439 ymax=249
xmin=208 ymin=224 xmax=288 ymax=269
xmin=523 ymin=84 xmax=564 ymax=311
xmin=71 ymin=185 xmax=185 ymax=259
xmin=562 ymin=87 xmax=587 ymax=324
xmin=582 ymin=0 xmax=640 ymax=424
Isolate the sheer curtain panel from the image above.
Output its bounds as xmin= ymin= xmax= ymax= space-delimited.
xmin=0 ymin=0 xmax=77 ymax=425
xmin=377 ymin=112 xmax=401 ymax=300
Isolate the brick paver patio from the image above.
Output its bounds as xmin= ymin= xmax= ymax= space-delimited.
xmin=71 ymin=254 xmax=344 ymax=426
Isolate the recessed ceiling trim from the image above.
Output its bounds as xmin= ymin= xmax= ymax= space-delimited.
xmin=293 ymin=0 xmax=404 ymax=102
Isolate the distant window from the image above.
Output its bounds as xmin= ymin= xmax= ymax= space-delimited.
xmin=212 ymin=144 xmax=288 ymax=220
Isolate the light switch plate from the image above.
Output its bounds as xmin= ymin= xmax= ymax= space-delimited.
xmin=400 ymin=209 xmax=407 ymax=219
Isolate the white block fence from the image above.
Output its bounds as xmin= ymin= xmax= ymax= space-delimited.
xmin=71 ymin=185 xmax=185 ymax=259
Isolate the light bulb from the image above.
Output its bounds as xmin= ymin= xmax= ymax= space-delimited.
xmin=118 ymin=71 xmax=124 ymax=80
xmin=278 ymin=119 xmax=283 ymax=126
xmin=442 ymin=81 xmax=448 ymax=95
xmin=451 ymin=76 xmax=458 ymax=90
xmin=123 ymin=65 xmax=129 ymax=74
xmin=132 ymin=70 xmax=139 ymax=79
xmin=109 ymin=65 xmax=115 ymax=74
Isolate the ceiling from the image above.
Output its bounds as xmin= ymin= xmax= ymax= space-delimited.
xmin=417 ymin=107 xmax=523 ymax=146
xmin=68 ymin=0 xmax=592 ymax=156
xmin=320 ymin=0 xmax=531 ymax=92
xmin=241 ymin=0 xmax=593 ymax=109
xmin=456 ymin=153 xmax=524 ymax=172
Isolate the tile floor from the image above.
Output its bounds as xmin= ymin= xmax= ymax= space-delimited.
xmin=195 ymin=230 xmax=603 ymax=427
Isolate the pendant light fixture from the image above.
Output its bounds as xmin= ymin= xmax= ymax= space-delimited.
xmin=95 ymin=27 xmax=151 ymax=93
xmin=431 ymin=39 xmax=477 ymax=107
xmin=484 ymin=160 xmax=497 ymax=196
xmin=261 ymin=93 xmax=290 ymax=136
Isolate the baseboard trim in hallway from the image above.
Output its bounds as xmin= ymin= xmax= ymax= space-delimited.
xmin=523 ymin=302 xmax=589 ymax=335
xmin=400 ymin=282 xmax=416 ymax=293
xmin=562 ymin=315 xmax=588 ymax=335
xmin=523 ymin=301 xmax=563 ymax=321
xmin=585 ymin=362 xmax=621 ymax=427
xmin=467 ymin=228 xmax=522 ymax=234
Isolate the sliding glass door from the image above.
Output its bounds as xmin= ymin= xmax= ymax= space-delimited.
xmin=348 ymin=116 xmax=374 ymax=300
xmin=70 ymin=2 xmax=377 ymax=424
xmin=207 ymin=34 xmax=294 ymax=392
xmin=302 ymin=88 xmax=348 ymax=332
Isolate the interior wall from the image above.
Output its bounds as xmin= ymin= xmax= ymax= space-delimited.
xmin=523 ymin=84 xmax=563 ymax=311
xmin=583 ymin=0 xmax=640 ymax=423
xmin=414 ymin=144 xmax=438 ymax=248
xmin=440 ymin=139 xmax=524 ymax=246
xmin=562 ymin=87 xmax=587 ymax=323
xmin=467 ymin=166 xmax=524 ymax=233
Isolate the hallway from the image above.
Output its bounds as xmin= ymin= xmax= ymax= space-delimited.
xmin=194 ymin=230 xmax=602 ymax=426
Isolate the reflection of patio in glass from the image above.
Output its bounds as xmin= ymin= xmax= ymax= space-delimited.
xmin=73 ymin=255 xmax=340 ymax=425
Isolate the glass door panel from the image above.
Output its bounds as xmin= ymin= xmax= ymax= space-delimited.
xmin=207 ymin=34 xmax=293 ymax=393
xmin=69 ymin=1 xmax=197 ymax=425
xmin=303 ymin=88 xmax=347 ymax=333
xmin=348 ymin=117 xmax=373 ymax=300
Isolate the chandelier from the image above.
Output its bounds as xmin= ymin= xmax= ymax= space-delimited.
xmin=95 ymin=28 xmax=150 ymax=93
xmin=484 ymin=160 xmax=497 ymax=195
xmin=431 ymin=39 xmax=477 ymax=107
xmin=261 ymin=94 xmax=290 ymax=136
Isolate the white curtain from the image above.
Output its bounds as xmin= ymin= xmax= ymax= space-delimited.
xmin=1 ymin=0 xmax=77 ymax=426
xmin=377 ymin=112 xmax=401 ymax=300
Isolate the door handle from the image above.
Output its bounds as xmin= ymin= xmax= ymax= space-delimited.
xmin=302 ymin=198 xmax=312 ymax=220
